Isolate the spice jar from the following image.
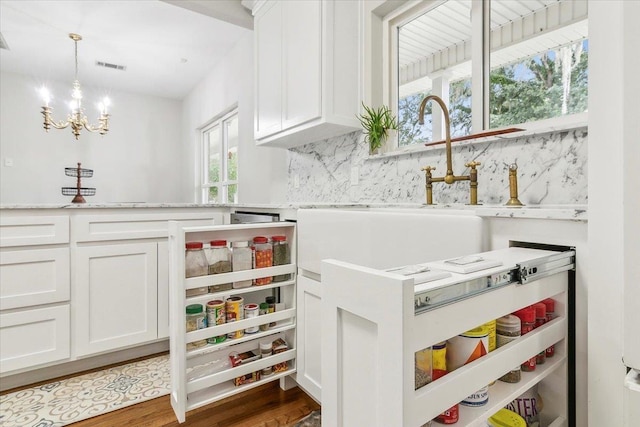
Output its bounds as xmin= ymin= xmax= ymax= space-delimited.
xmin=271 ymin=235 xmax=291 ymax=282
xmin=244 ymin=303 xmax=259 ymax=334
xmin=260 ymin=341 xmax=273 ymax=377
xmin=231 ymin=241 xmax=253 ymax=289
xmin=185 ymin=242 xmax=208 ymax=278
xmin=432 ymin=342 xmax=459 ymax=424
xmin=253 ymin=236 xmax=272 ymax=285
xmin=205 ymin=240 xmax=232 ymax=292
xmin=186 ymin=304 xmax=207 ymax=349
xmin=259 ymin=302 xmax=270 ymax=331
xmin=496 ymin=314 xmax=522 ymax=383
xmin=543 ymin=298 xmax=556 ymax=358
xmin=265 ymin=296 xmax=276 ymax=327
xmin=534 ymin=302 xmax=547 ymax=365
xmin=514 ymin=307 xmax=536 ymax=372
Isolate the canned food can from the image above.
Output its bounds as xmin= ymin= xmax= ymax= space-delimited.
xmin=244 ymin=303 xmax=259 ymax=334
xmin=206 ymin=300 xmax=226 ymax=344
xmin=447 ymin=326 xmax=489 ymax=407
xmin=225 ymin=296 xmax=244 ymax=339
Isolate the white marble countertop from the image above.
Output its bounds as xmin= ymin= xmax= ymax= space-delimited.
xmin=0 ymin=202 xmax=587 ymax=221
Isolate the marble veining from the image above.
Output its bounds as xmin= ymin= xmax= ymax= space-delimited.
xmin=287 ymin=127 xmax=588 ymax=206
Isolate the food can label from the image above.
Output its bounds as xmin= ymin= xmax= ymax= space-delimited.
xmin=436 ymin=404 xmax=459 ymax=424
xmin=461 ymin=385 xmax=489 ymax=407
xmin=244 ymin=303 xmax=259 ymax=334
xmin=447 ymin=333 xmax=488 ymax=371
xmin=225 ymin=296 xmax=244 ymax=339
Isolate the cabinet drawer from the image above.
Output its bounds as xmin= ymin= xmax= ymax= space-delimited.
xmin=0 ymin=248 xmax=70 ymax=310
xmin=0 ymin=305 xmax=70 ymax=373
xmin=0 ymin=216 xmax=69 ymax=247
xmin=72 ymin=213 xmax=216 ymax=242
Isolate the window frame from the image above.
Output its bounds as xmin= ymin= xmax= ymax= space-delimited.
xmin=379 ymin=0 xmax=588 ymax=153
xmin=200 ymin=107 xmax=239 ymax=204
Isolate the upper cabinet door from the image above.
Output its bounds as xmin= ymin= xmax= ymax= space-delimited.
xmin=255 ymin=1 xmax=283 ymax=139
xmin=282 ymin=0 xmax=322 ymax=130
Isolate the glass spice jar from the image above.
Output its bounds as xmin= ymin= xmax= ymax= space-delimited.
xmin=534 ymin=302 xmax=547 ymax=365
xmin=231 ymin=241 xmax=253 ymax=289
xmin=271 ymin=235 xmax=291 ymax=282
xmin=514 ymin=306 xmax=536 ymax=372
xmin=496 ymin=314 xmax=522 ymax=383
xmin=259 ymin=302 xmax=270 ymax=331
xmin=186 ymin=304 xmax=207 ymax=349
xmin=252 ymin=236 xmax=272 ymax=285
xmin=185 ymin=242 xmax=208 ymax=278
xmin=206 ymin=240 xmax=232 ymax=292
xmin=543 ymin=298 xmax=556 ymax=357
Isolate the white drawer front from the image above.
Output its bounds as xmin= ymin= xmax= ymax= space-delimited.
xmin=0 ymin=305 xmax=70 ymax=373
xmin=0 ymin=216 xmax=69 ymax=247
xmin=72 ymin=213 xmax=216 ymax=242
xmin=0 ymin=248 xmax=70 ymax=310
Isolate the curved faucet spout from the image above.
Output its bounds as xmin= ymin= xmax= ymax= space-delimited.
xmin=418 ymin=95 xmax=454 ymax=183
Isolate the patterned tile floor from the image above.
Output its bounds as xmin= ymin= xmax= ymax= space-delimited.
xmin=292 ymin=410 xmax=321 ymax=427
xmin=0 ymin=354 xmax=170 ymax=427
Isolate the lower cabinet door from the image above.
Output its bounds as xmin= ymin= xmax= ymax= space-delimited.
xmin=74 ymin=242 xmax=158 ymax=357
xmin=296 ymin=274 xmax=323 ymax=402
xmin=0 ymin=305 xmax=70 ymax=373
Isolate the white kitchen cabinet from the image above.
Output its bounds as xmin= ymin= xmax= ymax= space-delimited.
xmin=295 ymin=274 xmax=322 ymax=402
xmin=0 ymin=305 xmax=70 ymax=373
xmin=322 ymin=247 xmax=575 ymax=427
xmin=0 ymin=213 xmax=72 ymax=374
xmin=253 ymin=0 xmax=361 ymax=148
xmin=169 ymin=222 xmax=297 ymax=423
xmin=74 ymin=242 xmax=158 ymax=357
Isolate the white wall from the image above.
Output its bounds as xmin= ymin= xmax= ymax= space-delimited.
xmin=0 ymin=71 xmax=185 ymax=204
xmin=181 ymin=32 xmax=288 ymax=204
xmin=588 ymin=1 xmax=640 ymax=426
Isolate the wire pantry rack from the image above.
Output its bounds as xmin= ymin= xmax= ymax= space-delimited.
xmin=62 ymin=162 xmax=95 ymax=203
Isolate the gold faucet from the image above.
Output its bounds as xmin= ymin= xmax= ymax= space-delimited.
xmin=418 ymin=95 xmax=480 ymax=205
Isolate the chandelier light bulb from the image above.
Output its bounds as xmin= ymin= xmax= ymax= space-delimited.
xmin=40 ymin=86 xmax=51 ymax=106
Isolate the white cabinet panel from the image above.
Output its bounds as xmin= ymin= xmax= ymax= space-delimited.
xmin=295 ymin=274 xmax=322 ymax=402
xmin=0 ymin=305 xmax=70 ymax=372
xmin=0 ymin=248 xmax=70 ymax=310
xmin=74 ymin=242 xmax=158 ymax=357
xmin=0 ymin=215 xmax=69 ymax=247
xmin=157 ymin=240 xmax=169 ymax=339
xmin=255 ymin=0 xmax=283 ymax=138
xmin=282 ymin=0 xmax=321 ymax=129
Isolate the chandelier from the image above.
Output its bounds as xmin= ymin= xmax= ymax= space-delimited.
xmin=40 ymin=33 xmax=110 ymax=140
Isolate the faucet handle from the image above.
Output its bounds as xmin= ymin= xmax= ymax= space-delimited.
xmin=421 ymin=166 xmax=436 ymax=173
xmin=465 ymin=161 xmax=481 ymax=169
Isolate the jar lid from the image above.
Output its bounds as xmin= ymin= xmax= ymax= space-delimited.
xmin=253 ymin=236 xmax=268 ymax=244
xmin=461 ymin=325 xmax=489 ymax=338
xmin=432 ymin=341 xmax=446 ymax=350
xmin=534 ymin=302 xmax=546 ymax=318
xmin=487 ymin=408 xmax=527 ymax=427
xmin=260 ymin=341 xmax=273 ymax=350
xmin=186 ymin=304 xmax=203 ymax=314
xmin=497 ymin=314 xmax=521 ymax=328
xmin=206 ymin=300 xmax=224 ymax=306
xmin=542 ymin=298 xmax=555 ymax=312
xmin=272 ymin=235 xmax=287 ymax=242
xmin=186 ymin=241 xmax=203 ymax=250
xmin=232 ymin=240 xmax=249 ymax=248
xmin=265 ymin=296 xmax=275 ymax=304
xmin=259 ymin=302 xmax=269 ymax=309
xmin=210 ymin=240 xmax=227 ymax=247
xmin=245 ymin=303 xmax=258 ymax=310
xmin=513 ymin=306 xmax=535 ymax=323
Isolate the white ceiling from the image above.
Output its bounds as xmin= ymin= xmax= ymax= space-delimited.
xmin=0 ymin=0 xmax=252 ymax=100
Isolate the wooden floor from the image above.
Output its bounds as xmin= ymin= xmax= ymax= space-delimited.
xmin=70 ymin=381 xmax=320 ymax=427
xmin=2 ymin=353 xmax=320 ymax=427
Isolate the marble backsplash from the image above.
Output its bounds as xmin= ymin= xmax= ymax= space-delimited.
xmin=287 ymin=128 xmax=587 ymax=205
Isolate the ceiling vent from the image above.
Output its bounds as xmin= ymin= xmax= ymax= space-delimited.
xmin=0 ymin=32 xmax=9 ymax=50
xmin=95 ymin=61 xmax=126 ymax=71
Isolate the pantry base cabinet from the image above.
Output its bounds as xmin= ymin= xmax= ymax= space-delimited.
xmin=169 ymin=222 xmax=298 ymax=423
xmin=322 ymin=246 xmax=575 ymax=427
xmin=294 ymin=274 xmax=322 ymax=402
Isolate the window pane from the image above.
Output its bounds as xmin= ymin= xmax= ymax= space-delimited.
xmin=398 ymin=1 xmax=473 ymax=145
xmin=226 ymin=115 xmax=238 ymax=181
xmin=489 ymin=0 xmax=588 ymax=128
xmin=208 ymin=186 xmax=219 ymax=203
xmin=226 ymin=184 xmax=237 ymax=204
xmin=207 ymin=125 xmax=221 ymax=183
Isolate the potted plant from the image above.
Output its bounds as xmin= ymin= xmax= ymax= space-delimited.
xmin=357 ymin=103 xmax=398 ymax=155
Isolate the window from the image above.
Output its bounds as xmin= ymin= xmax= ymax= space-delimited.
xmin=201 ymin=109 xmax=238 ymax=203
xmin=392 ymin=0 xmax=588 ymax=148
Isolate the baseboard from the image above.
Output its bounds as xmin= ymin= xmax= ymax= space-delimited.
xmin=0 ymin=340 xmax=169 ymax=392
